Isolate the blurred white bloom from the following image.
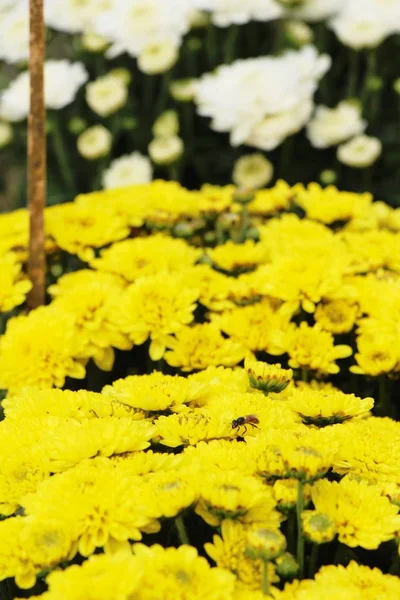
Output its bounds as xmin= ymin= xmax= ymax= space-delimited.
xmin=0 ymin=60 xmax=88 ymax=122
xmin=0 ymin=121 xmax=13 ymax=147
xmin=152 ymin=111 xmax=180 ymax=138
xmin=189 ymin=9 xmax=210 ymax=28
xmin=0 ymin=0 xmax=29 ymax=63
xmin=86 ymin=73 xmax=128 ymax=117
xmin=233 ymin=153 xmax=273 ymax=189
xmin=307 ymin=101 xmax=366 ymax=149
xmin=329 ymin=0 xmax=400 ymax=49
xmin=287 ymin=0 xmax=344 ymax=22
xmin=285 ymin=20 xmax=314 ymax=45
xmin=102 ymin=152 xmax=153 ymax=189
xmin=108 ymin=68 xmax=132 ymax=86
xmin=337 ymin=134 xmax=382 ymax=168
xmin=195 ymin=45 xmax=330 ymax=150
xmin=93 ymin=0 xmax=192 ymax=61
xmin=194 ymin=0 xmax=283 ymax=26
xmin=77 ymin=125 xmax=112 ymax=160
xmin=138 ymin=40 xmax=178 ymax=75
xmin=81 ymin=32 xmax=109 ymax=52
xmin=0 ymin=0 xmax=16 ymax=10
xmin=170 ymin=78 xmax=198 ymax=102
xmin=45 ymin=0 xmax=111 ymax=34
xmin=148 ymin=136 xmax=184 ymax=165
xmin=247 ymin=99 xmax=313 ymax=150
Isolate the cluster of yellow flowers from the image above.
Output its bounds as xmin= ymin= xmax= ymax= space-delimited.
xmin=1 ymin=179 xmax=400 ymax=598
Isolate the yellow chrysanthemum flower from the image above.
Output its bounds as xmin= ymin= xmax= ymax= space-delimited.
xmin=23 ymin=458 xmax=161 ymax=557
xmin=183 ymin=265 xmax=234 ymax=312
xmin=350 ymin=330 xmax=400 ymax=376
xmin=287 ymin=388 xmax=374 ymax=426
xmin=164 ymin=323 xmax=247 ymax=371
xmin=0 ymin=516 xmax=76 ymax=589
xmin=132 ymin=543 xmax=236 ymax=600
xmin=205 ymin=520 xmax=278 ymax=590
xmin=259 ymin=250 xmax=354 ymax=314
xmin=314 ymin=299 xmax=359 ymax=334
xmin=0 ymin=307 xmax=86 ymax=394
xmin=102 ymin=372 xmax=208 ymax=413
xmin=294 ymin=182 xmax=373 ymax=225
xmin=248 ymin=180 xmax=293 ymax=216
xmin=51 ymin=272 xmax=132 ymax=371
xmin=312 ymin=477 xmax=400 ymax=549
xmin=245 ymin=357 xmax=293 ymax=394
xmin=47 ymin=269 xmax=126 ymax=297
xmin=154 ymin=409 xmax=232 ymax=447
xmin=272 ymin=479 xmax=312 ymax=513
xmin=0 ymin=253 xmax=32 ymax=313
xmin=254 ymin=427 xmax=336 ymax=483
xmin=188 ymin=365 xmax=249 ymax=397
xmin=3 ymin=388 xmax=139 ymax=421
xmin=111 ymin=449 xmax=183 ymax=477
xmin=197 ymin=183 xmax=235 ymax=215
xmin=210 ymin=300 xmax=292 ymax=354
xmin=112 ymin=273 xmax=199 ymax=360
xmin=0 ymin=208 xmax=29 ymax=258
xmin=330 ymin=417 xmax=400 ymax=483
xmin=145 ymin=469 xmax=198 ymax=518
xmin=339 ymin=229 xmax=400 ymax=274
xmin=182 ymin=440 xmax=255 ymax=474
xmin=206 ymin=240 xmax=268 ymax=273
xmin=302 ymin=510 xmax=336 ymax=544
xmin=46 ymin=200 xmax=129 ymax=262
xmin=195 ymin=470 xmax=281 ymax=527
xmin=284 ymin=322 xmax=352 ymax=375
xmin=91 ymin=234 xmax=201 ymax=282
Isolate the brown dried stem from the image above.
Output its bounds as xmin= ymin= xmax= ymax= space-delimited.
xmin=27 ymin=0 xmax=46 ymax=309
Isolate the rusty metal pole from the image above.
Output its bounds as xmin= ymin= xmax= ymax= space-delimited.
xmin=27 ymin=0 xmax=46 ymax=309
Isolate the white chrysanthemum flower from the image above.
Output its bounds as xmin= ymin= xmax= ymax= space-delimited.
xmin=138 ymin=40 xmax=178 ymax=74
xmin=195 ymin=45 xmax=330 ymax=150
xmin=0 ymin=60 xmax=88 ymax=122
xmin=194 ymin=0 xmax=283 ymax=27
xmin=307 ymin=101 xmax=366 ymax=149
xmin=45 ymin=0 xmax=111 ymax=34
xmin=286 ymin=0 xmax=344 ymax=22
xmin=77 ymin=125 xmax=112 ymax=160
xmin=93 ymin=0 xmax=192 ymax=60
xmin=0 ymin=121 xmax=13 ymax=147
xmin=337 ymin=135 xmax=382 ymax=168
xmin=232 ymin=153 xmax=274 ymax=189
xmin=86 ymin=73 xmax=128 ymax=117
xmin=102 ymin=152 xmax=153 ymax=189
xmin=329 ymin=0 xmax=400 ymax=49
xmin=0 ymin=0 xmax=29 ymax=64
xmin=148 ymin=136 xmax=184 ymax=165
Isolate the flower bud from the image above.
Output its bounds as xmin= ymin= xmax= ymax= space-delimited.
xmin=216 ymin=212 xmax=241 ymax=231
xmin=109 ymin=68 xmax=132 ymax=86
xmin=366 ymin=76 xmax=383 ymax=92
xmin=169 ymin=78 xmax=197 ymax=102
xmin=148 ymin=136 xmax=184 ymax=166
xmin=152 ymin=110 xmax=179 ymax=138
xmin=246 ymin=528 xmax=286 ymax=561
xmin=233 ymin=188 xmax=255 ymax=206
xmin=319 ymin=169 xmax=337 ymax=186
xmin=0 ymin=121 xmax=13 ymax=148
xmin=245 ymin=357 xmax=293 ymax=394
xmin=275 ymin=552 xmax=299 ymax=580
xmin=285 ymin=20 xmax=314 ymax=46
xmin=77 ymin=125 xmax=112 ymax=160
xmin=302 ymin=511 xmax=336 ymax=544
xmin=233 ymin=154 xmax=274 ymax=191
xmin=138 ymin=41 xmax=178 ymax=75
xmin=189 ymin=9 xmax=210 ymax=28
xmin=173 ymin=222 xmax=195 ymax=238
xmin=68 ymin=117 xmax=87 ymax=136
xmin=81 ymin=32 xmax=108 ymax=53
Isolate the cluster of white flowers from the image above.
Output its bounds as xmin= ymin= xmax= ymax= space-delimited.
xmin=0 ymin=60 xmax=88 ymax=122
xmin=91 ymin=0 xmax=193 ymax=72
xmin=194 ymin=45 xmax=331 ymax=150
xmin=328 ymin=0 xmax=400 ymax=49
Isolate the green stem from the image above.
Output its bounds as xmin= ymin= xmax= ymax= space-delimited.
xmin=240 ymin=206 xmax=249 ymax=242
xmin=296 ymin=480 xmax=305 ymax=579
xmin=347 ymin=50 xmax=359 ymax=98
xmin=175 ymin=514 xmax=189 ymax=545
xmin=206 ymin=23 xmax=218 ymax=68
xmin=169 ymin=164 xmax=179 ymax=182
xmin=223 ymin=25 xmax=239 ymax=64
xmin=308 ymin=543 xmax=319 ymax=578
xmin=377 ymin=374 xmax=390 ymax=417
xmin=155 ymin=72 xmax=172 ymax=117
xmin=301 ymin=368 xmax=308 ymax=383
xmin=51 ymin=117 xmax=75 ymax=194
xmin=361 ymin=50 xmax=377 ymax=107
xmin=287 ymin=510 xmax=296 ymax=554
xmin=389 ymin=544 xmax=400 ymax=575
xmin=262 ymin=560 xmax=269 ymax=595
